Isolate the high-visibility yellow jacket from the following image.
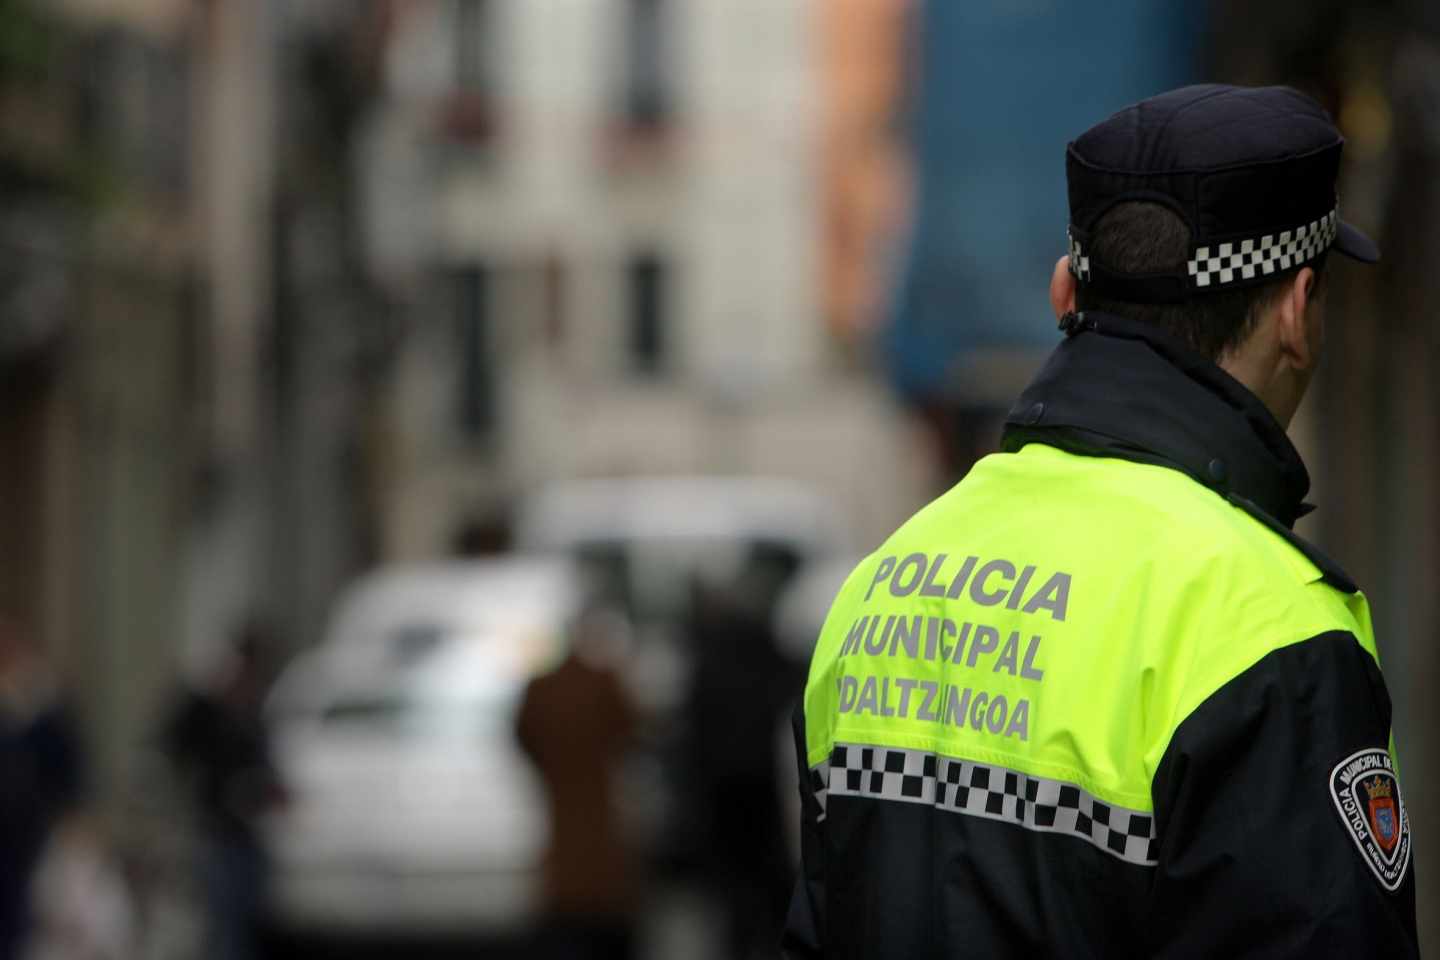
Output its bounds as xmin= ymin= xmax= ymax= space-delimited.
xmin=784 ymin=313 xmax=1417 ymax=959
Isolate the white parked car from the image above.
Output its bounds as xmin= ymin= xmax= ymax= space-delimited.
xmin=515 ymin=476 xmax=852 ymax=863
xmin=772 ymin=554 xmax=863 ymax=663
xmin=516 ymin=475 xmax=849 ymax=636
xmin=517 ymin=474 xmax=848 ymax=563
xmin=262 ymin=558 xmax=581 ymax=939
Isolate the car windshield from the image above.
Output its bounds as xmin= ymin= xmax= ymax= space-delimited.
xmin=317 ymin=689 xmax=515 ymax=737
xmin=577 ymin=536 xmax=804 ymax=624
xmin=314 ymin=626 xmax=526 ymax=738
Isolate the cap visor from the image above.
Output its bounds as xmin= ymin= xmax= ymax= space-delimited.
xmin=1335 ymin=219 xmax=1380 ymax=263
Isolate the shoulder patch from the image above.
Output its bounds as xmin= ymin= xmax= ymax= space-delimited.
xmin=1329 ymin=747 xmax=1411 ymax=892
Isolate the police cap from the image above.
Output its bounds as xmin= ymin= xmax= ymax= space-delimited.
xmin=1065 ymin=84 xmax=1380 ymax=304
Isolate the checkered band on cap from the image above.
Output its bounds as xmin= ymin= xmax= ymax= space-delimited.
xmin=817 ymin=742 xmax=1159 ymax=866
xmin=1187 ymin=209 xmax=1338 ymax=289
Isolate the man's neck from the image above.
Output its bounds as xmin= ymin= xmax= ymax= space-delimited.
xmin=1219 ymin=346 xmax=1300 ymax=430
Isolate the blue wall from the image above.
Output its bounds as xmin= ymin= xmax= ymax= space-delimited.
xmin=887 ymin=0 xmax=1204 ymax=399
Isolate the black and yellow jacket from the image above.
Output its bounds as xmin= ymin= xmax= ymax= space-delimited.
xmin=784 ymin=313 xmax=1418 ymax=958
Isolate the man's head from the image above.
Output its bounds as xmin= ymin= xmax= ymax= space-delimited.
xmin=1059 ymin=84 xmax=1378 ymax=426
xmin=1050 ymin=201 xmax=1328 ymax=427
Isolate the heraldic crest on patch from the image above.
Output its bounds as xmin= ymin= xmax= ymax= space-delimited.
xmin=1329 ymin=747 xmax=1411 ymax=892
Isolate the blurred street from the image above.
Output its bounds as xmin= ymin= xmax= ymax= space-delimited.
xmin=1 ymin=0 xmax=1439 ymax=957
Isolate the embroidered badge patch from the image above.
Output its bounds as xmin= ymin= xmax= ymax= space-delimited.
xmin=1329 ymin=747 xmax=1411 ymax=892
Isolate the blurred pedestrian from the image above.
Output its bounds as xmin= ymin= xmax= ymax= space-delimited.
xmin=0 ymin=614 xmax=85 ymax=960
xmin=161 ymin=621 xmax=282 ymax=960
xmin=23 ymin=814 xmax=134 ymax=960
xmin=787 ymin=85 xmax=1418 ymax=957
xmin=517 ymin=607 xmax=640 ymax=960
xmin=690 ymin=550 xmax=802 ymax=960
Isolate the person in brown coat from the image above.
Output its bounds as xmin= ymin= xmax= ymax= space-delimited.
xmin=516 ymin=607 xmax=641 ymax=960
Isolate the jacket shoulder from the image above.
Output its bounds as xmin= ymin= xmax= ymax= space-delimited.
xmin=965 ymin=446 xmax=1375 ymax=730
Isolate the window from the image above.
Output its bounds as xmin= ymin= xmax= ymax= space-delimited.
xmin=444 ymin=0 xmax=502 ymax=142
xmin=627 ymin=254 xmax=667 ymax=376
xmin=454 ymin=0 xmax=496 ymax=93
xmin=621 ymin=0 xmax=671 ymax=129
xmin=542 ymin=252 xmax=566 ymax=350
xmin=78 ymin=29 xmax=189 ymax=197
xmin=454 ymin=265 xmax=496 ymax=438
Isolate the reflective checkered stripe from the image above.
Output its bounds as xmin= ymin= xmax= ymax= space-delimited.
xmin=1187 ymin=209 xmax=1337 ymax=288
xmin=820 ymin=743 xmax=1159 ymax=866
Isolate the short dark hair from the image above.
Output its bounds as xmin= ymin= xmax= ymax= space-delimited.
xmin=1074 ymin=202 xmax=1325 ymax=361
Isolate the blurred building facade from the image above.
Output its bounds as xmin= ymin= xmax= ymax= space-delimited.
xmin=0 ymin=0 xmax=198 ymax=807
xmin=358 ymin=0 xmax=932 ymax=562
xmin=0 ymin=0 xmax=934 ymax=839
xmin=816 ymin=0 xmax=908 ymax=343
xmin=0 ymin=0 xmax=387 ymax=813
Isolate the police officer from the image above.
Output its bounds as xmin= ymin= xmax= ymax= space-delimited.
xmin=783 ymin=85 xmax=1420 ymax=958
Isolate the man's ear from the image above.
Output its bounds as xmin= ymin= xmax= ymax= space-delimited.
xmin=1050 ymin=256 xmax=1077 ymax=320
xmin=1276 ymin=266 xmax=1318 ymax=372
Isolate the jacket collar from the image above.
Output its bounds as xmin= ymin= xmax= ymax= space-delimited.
xmin=1001 ymin=311 xmax=1356 ymax=593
